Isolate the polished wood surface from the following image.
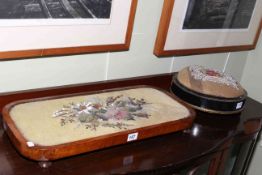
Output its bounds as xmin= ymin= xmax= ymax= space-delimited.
xmin=0 ymin=98 xmax=261 ymax=174
xmin=0 ymin=74 xmax=261 ymax=174
xmin=0 ymin=0 xmax=138 ymax=60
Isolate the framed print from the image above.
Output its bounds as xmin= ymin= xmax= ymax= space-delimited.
xmin=154 ymin=0 xmax=262 ymax=56
xmin=0 ymin=0 xmax=137 ymax=60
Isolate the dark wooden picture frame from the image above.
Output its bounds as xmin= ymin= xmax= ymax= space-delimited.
xmin=0 ymin=0 xmax=138 ymax=60
xmin=154 ymin=0 xmax=262 ymax=57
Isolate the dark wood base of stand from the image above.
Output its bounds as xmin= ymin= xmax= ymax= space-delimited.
xmin=171 ymin=75 xmax=246 ymax=114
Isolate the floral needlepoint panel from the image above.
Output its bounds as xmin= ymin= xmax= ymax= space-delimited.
xmin=53 ymin=95 xmax=151 ymax=131
xmin=9 ymin=87 xmax=191 ymax=146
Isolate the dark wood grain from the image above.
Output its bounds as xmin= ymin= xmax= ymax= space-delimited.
xmin=0 ymin=73 xmax=261 ymax=174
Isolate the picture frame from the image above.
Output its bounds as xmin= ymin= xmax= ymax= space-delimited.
xmin=154 ymin=0 xmax=262 ymax=57
xmin=0 ymin=0 xmax=138 ymax=60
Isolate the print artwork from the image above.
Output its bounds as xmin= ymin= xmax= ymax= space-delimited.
xmin=183 ymin=0 xmax=257 ymax=29
xmin=0 ymin=0 xmax=112 ymax=19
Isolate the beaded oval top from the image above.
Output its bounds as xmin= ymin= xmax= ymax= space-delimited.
xmin=177 ymin=65 xmax=246 ymax=98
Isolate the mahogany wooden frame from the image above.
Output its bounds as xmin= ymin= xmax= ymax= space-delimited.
xmin=2 ymin=85 xmax=195 ymax=161
xmin=0 ymin=73 xmax=174 ymax=111
xmin=154 ymin=0 xmax=262 ymax=57
xmin=0 ymin=0 xmax=138 ymax=60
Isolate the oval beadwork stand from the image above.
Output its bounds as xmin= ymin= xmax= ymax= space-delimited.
xmin=171 ymin=74 xmax=247 ymax=114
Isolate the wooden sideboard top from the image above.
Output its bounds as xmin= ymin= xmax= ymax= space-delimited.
xmin=0 ymin=73 xmax=262 ymax=174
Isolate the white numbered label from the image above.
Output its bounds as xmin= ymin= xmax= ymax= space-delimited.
xmin=127 ymin=132 xmax=138 ymax=142
xmin=236 ymin=102 xmax=243 ymax=110
xmin=26 ymin=141 xmax=35 ymax=147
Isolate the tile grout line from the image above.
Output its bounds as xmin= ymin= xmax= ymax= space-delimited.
xmin=105 ymin=52 xmax=110 ymax=80
xmin=223 ymin=52 xmax=230 ymax=73
xmin=169 ymin=56 xmax=175 ymax=73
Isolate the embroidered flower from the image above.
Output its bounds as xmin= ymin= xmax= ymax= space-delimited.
xmin=53 ymin=95 xmax=150 ymax=130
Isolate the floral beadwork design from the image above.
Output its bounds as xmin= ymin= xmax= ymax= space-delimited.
xmin=53 ymin=95 xmax=150 ymax=131
xmin=189 ymin=65 xmax=239 ymax=89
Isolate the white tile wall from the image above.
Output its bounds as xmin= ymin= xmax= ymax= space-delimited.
xmin=107 ymin=33 xmax=173 ymax=80
xmin=132 ymin=0 xmax=163 ymax=34
xmin=0 ymin=53 xmax=107 ymax=92
xmin=224 ymin=51 xmax=248 ymax=81
xmin=107 ymin=0 xmax=173 ymax=80
xmin=171 ymin=53 xmax=228 ymax=72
